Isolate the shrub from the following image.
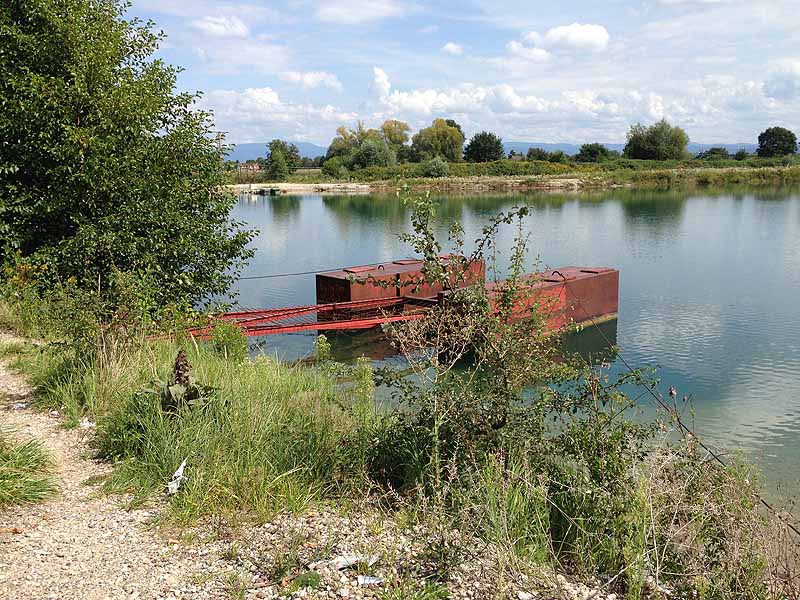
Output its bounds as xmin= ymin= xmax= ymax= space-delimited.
xmin=421 ymin=156 xmax=449 ymax=178
xmin=321 ymin=156 xmax=350 ymax=179
xmin=209 ymin=320 xmax=249 ymax=362
xmin=351 ymin=138 xmax=396 ymax=169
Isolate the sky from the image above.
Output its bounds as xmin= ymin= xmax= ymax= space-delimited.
xmin=128 ymin=0 xmax=800 ymax=146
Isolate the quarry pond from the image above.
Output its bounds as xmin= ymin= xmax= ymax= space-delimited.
xmin=231 ymin=188 xmax=800 ymax=487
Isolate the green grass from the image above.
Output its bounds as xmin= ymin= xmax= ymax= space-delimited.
xmin=5 ymin=337 xmax=375 ymax=523
xmin=0 ymin=427 xmax=56 ymax=508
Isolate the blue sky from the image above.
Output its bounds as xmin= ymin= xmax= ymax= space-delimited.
xmin=129 ymin=0 xmax=800 ymax=146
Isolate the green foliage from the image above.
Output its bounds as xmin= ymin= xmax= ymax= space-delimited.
xmin=267 ymin=149 xmax=290 ymax=181
xmin=0 ymin=427 xmax=55 ymax=507
xmin=321 ymin=156 xmax=350 ymax=178
xmin=0 ymin=0 xmax=254 ymax=308
xmin=575 ymin=142 xmax=613 ymax=162
xmin=526 ymin=147 xmax=550 ymax=161
xmin=757 ymin=126 xmax=797 ymax=157
xmin=463 ymin=131 xmax=504 ymax=163
xmin=266 ymin=140 xmax=300 ymax=170
xmin=696 ymin=147 xmax=731 ymax=160
xmin=381 ymin=119 xmax=412 ymax=150
xmin=209 ymin=321 xmax=249 ymax=363
xmin=421 ymin=156 xmax=449 ymax=178
xmin=624 ymin=119 xmax=690 ymax=160
xmin=547 ymin=150 xmax=569 ymax=163
xmin=411 ymin=119 xmax=465 ymax=162
xmin=734 ymin=149 xmax=750 ymax=161
xmin=352 ymin=138 xmax=397 ymax=169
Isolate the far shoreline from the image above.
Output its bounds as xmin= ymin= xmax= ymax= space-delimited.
xmin=228 ymin=164 xmax=800 ymax=196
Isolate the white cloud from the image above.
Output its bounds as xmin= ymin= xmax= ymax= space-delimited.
xmin=190 ymin=15 xmax=249 ymax=38
xmin=764 ymin=62 xmax=800 ymax=101
xmin=315 ymin=0 xmax=408 ymax=24
xmin=192 ymin=39 xmax=290 ymax=75
xmin=505 ymin=41 xmax=551 ymax=62
xmin=200 ymin=87 xmax=358 ymax=143
xmin=441 ymin=42 xmax=464 ymax=56
xmin=524 ymin=23 xmax=610 ymax=53
xmin=372 ymin=67 xmax=392 ymax=97
xmin=281 ymin=71 xmax=343 ymax=91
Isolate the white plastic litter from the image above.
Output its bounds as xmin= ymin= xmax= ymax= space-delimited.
xmin=79 ymin=417 xmax=96 ymax=429
xmin=167 ymin=458 xmax=188 ymax=495
xmin=357 ymin=576 xmax=383 ymax=587
xmin=331 ymin=554 xmax=379 ymax=570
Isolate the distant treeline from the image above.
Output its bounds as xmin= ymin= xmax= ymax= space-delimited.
xmin=225 ymin=120 xmax=799 ymax=184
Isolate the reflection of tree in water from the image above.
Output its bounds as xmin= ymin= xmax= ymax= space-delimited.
xmin=268 ymin=195 xmax=300 ymax=221
xmin=322 ymin=194 xmax=408 ymax=229
xmin=615 ymin=190 xmax=687 ymax=237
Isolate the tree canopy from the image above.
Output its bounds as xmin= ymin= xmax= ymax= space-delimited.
xmin=411 ymin=119 xmax=465 ymax=162
xmin=0 ymin=0 xmax=253 ymax=306
xmin=623 ymin=119 xmax=689 ymax=160
xmin=575 ymin=143 xmax=612 ymax=163
xmin=757 ymin=127 xmax=797 ymax=157
xmin=463 ymin=131 xmax=504 ymax=163
xmin=266 ymin=139 xmax=300 ymax=170
xmin=380 ymin=119 xmax=411 ymax=150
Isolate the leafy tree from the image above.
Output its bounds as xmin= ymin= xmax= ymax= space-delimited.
xmin=756 ymin=127 xmax=797 ymax=158
xmin=266 ymin=139 xmax=300 ymax=170
xmin=463 ymin=131 xmax=504 ymax=163
xmin=526 ymin=147 xmax=550 ymax=161
xmin=0 ymin=0 xmax=253 ymax=307
xmin=734 ymin=149 xmax=750 ymax=161
xmin=445 ymin=119 xmax=464 ymax=138
xmin=351 ymin=138 xmax=396 ymax=169
xmin=623 ymin=119 xmax=690 ymax=160
xmin=380 ymin=119 xmax=411 ymax=150
xmin=267 ymin=149 xmax=290 ymax=181
xmin=321 ymin=156 xmax=349 ymax=178
xmin=575 ymin=143 xmax=612 ymax=163
xmin=411 ymin=119 xmax=465 ymax=162
xmin=695 ymin=147 xmax=730 ymax=160
xmin=547 ymin=150 xmax=568 ymax=164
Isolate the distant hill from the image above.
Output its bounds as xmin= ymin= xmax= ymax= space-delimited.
xmin=503 ymin=141 xmax=758 ymax=156
xmin=226 ymin=140 xmax=759 ymax=162
xmin=226 ymin=141 xmax=327 ymax=161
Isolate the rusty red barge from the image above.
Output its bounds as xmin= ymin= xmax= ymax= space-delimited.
xmin=205 ymin=259 xmax=618 ymax=338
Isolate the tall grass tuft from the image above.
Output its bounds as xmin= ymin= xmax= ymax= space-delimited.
xmin=0 ymin=427 xmax=56 ymax=507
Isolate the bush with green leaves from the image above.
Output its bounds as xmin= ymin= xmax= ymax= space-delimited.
xmin=575 ymin=142 xmax=613 ymax=162
xmin=0 ymin=0 xmax=254 ymax=308
xmin=321 ymin=156 xmax=350 ymax=178
xmin=421 ymin=156 xmax=449 ymax=178
xmin=351 ymin=138 xmax=396 ymax=169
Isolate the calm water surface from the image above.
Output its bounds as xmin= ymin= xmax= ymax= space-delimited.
xmin=230 ymin=189 xmax=800 ymax=487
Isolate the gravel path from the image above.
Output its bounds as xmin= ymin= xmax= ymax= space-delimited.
xmin=0 ymin=336 xmax=228 ymax=599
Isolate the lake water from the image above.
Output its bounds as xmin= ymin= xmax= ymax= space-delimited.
xmin=230 ymin=189 xmax=800 ymax=488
